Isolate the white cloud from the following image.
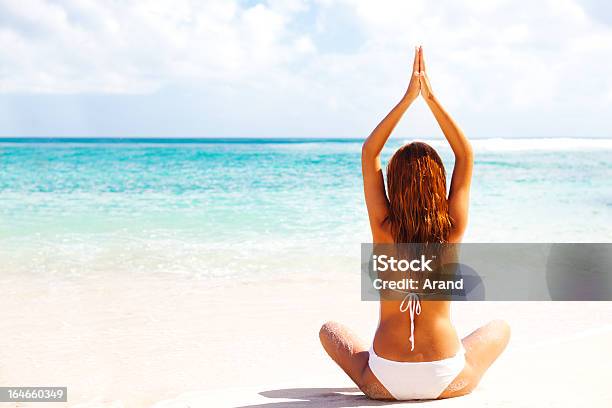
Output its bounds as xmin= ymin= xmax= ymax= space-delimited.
xmin=0 ymin=0 xmax=313 ymax=92
xmin=0 ymin=0 xmax=611 ymax=137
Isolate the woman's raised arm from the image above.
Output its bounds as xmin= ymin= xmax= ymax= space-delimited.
xmin=362 ymin=47 xmax=421 ymax=239
xmin=418 ymin=47 xmax=474 ymax=242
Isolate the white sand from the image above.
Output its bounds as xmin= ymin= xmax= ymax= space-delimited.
xmin=1 ymin=273 xmax=611 ymax=407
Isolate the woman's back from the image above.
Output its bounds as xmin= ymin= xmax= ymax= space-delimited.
xmin=372 ymin=229 xmax=461 ymax=362
xmin=376 ymin=300 xmax=460 ymax=361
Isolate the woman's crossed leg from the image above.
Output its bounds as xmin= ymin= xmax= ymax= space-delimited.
xmin=318 ymin=319 xmax=510 ymax=400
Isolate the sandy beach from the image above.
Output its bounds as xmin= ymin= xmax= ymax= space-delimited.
xmin=1 ymin=271 xmax=611 ymax=407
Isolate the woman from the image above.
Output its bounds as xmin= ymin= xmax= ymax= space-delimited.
xmin=319 ymin=47 xmax=510 ymax=400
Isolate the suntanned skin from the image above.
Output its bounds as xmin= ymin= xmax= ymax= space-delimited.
xmin=319 ymin=47 xmax=510 ymax=400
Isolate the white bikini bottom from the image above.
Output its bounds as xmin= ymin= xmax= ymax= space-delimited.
xmin=368 ymin=345 xmax=466 ymax=400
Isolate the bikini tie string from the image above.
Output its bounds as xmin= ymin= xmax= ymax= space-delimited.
xmin=399 ymin=293 xmax=421 ymax=351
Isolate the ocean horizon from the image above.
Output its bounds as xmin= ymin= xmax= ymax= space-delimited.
xmin=1 ymin=137 xmax=611 ymax=280
xmin=1 ymin=136 xmax=612 ymax=142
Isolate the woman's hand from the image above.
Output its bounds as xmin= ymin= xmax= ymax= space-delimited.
xmin=417 ymin=46 xmax=433 ymax=100
xmin=403 ymin=47 xmax=421 ymax=102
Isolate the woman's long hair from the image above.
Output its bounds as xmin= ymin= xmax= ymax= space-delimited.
xmin=385 ymin=142 xmax=451 ymax=243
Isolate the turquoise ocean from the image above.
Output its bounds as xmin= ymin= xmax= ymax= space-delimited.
xmin=1 ymin=138 xmax=611 ymax=280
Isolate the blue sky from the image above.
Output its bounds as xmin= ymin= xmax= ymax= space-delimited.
xmin=1 ymin=0 xmax=611 ymax=138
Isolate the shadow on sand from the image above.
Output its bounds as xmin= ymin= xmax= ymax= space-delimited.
xmin=234 ymin=387 xmax=417 ymax=408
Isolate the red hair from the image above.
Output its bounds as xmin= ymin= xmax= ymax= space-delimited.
xmin=385 ymin=142 xmax=451 ymax=243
